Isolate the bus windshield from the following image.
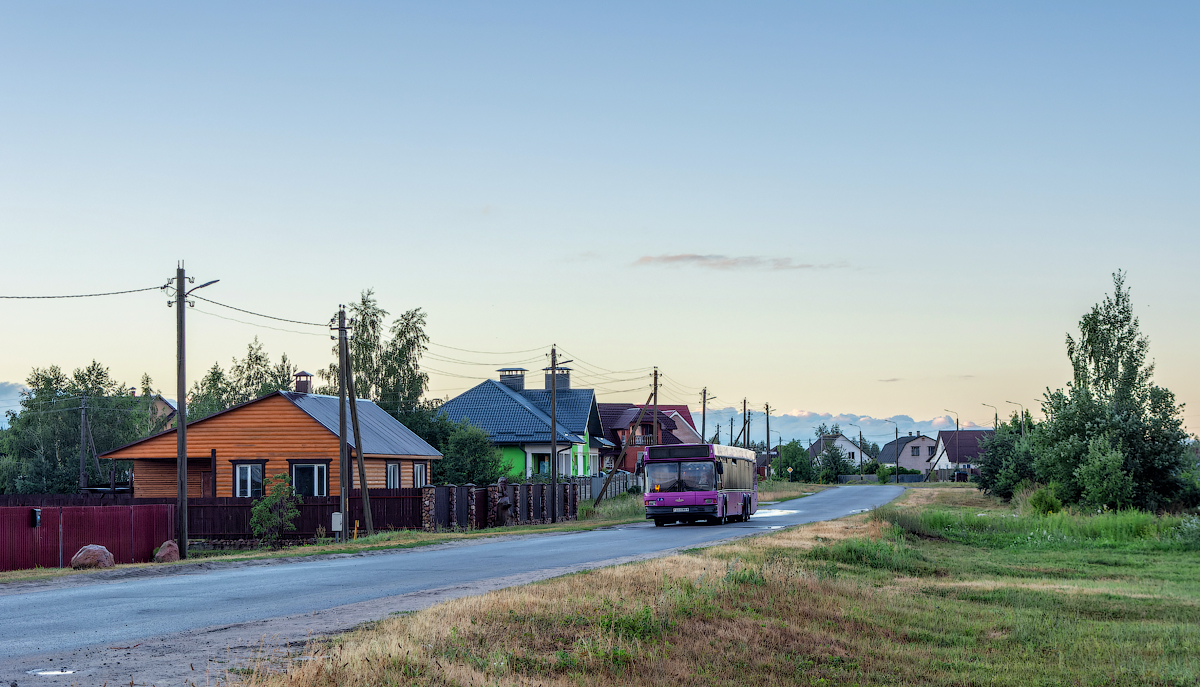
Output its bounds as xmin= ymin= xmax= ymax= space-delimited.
xmin=647 ymin=461 xmax=716 ymax=493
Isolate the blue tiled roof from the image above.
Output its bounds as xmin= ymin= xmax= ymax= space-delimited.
xmin=439 ymin=380 xmax=611 ymax=447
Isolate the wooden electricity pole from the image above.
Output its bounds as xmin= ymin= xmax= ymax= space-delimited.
xmin=550 ymin=346 xmax=558 ymax=523
xmin=346 ymin=346 xmax=374 ymax=537
xmin=701 ymin=388 xmax=707 ymax=443
xmin=79 ymin=397 xmax=88 ymax=492
xmin=593 ymin=390 xmax=654 ymax=509
xmin=765 ymin=402 xmax=771 ymax=473
xmin=174 ymin=265 xmax=189 ymax=559
xmin=337 ymin=306 xmax=349 ymax=541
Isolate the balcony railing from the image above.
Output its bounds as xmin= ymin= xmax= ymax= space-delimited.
xmin=629 ymin=435 xmax=655 ymax=446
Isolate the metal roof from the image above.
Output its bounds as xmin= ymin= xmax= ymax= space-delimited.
xmin=282 ymin=392 xmax=442 ymax=457
xmin=439 ymin=379 xmax=612 ymax=447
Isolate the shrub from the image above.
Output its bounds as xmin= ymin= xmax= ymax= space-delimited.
xmin=250 ymin=473 xmax=302 ymax=546
xmin=1028 ymin=486 xmax=1062 ymax=515
xmin=1075 ymin=436 xmax=1135 ymax=511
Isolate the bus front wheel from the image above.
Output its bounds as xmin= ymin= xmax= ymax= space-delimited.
xmin=654 ymin=518 xmax=666 ymax=527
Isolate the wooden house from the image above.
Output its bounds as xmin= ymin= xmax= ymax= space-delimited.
xmin=101 ymin=391 xmax=442 ymax=498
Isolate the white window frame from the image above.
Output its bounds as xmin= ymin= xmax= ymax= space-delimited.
xmin=911 ymin=446 xmax=920 ymax=457
xmin=291 ymin=463 xmax=327 ymax=497
xmin=235 ymin=464 xmax=263 ymax=498
xmin=386 ymin=463 xmax=401 ymax=489
xmin=413 ymin=462 xmax=427 ymax=488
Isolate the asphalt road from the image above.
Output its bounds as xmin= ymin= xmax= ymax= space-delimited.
xmin=0 ymin=485 xmax=903 ymax=663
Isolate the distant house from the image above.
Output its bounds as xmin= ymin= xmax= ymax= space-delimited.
xmin=879 ymin=432 xmax=938 ymax=471
xmin=597 ymin=403 xmax=686 ymax=473
xmin=929 ymin=430 xmax=995 ymax=480
xmin=101 ymin=390 xmax=442 ymax=498
xmin=807 ymin=434 xmax=871 ymax=469
xmin=439 ymin=368 xmax=612 ymax=479
xmin=642 ymin=405 xmax=704 ymax=444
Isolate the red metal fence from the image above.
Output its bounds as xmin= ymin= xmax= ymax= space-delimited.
xmin=0 ymin=504 xmax=173 ymax=572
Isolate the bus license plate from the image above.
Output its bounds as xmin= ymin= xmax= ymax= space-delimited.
xmin=672 ymin=507 xmax=689 ymax=512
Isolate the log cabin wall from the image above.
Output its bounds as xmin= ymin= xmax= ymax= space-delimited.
xmin=117 ymin=395 xmax=342 ymax=497
xmin=133 ymin=460 xmax=207 ymax=497
xmin=111 ymin=395 xmax=441 ymax=497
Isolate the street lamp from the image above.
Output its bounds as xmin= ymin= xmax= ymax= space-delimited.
xmin=881 ymin=419 xmax=899 ymax=483
xmin=1005 ymin=401 xmax=1026 ymax=439
xmin=846 ymin=423 xmax=863 ymax=475
xmin=981 ymin=403 xmax=998 ymax=429
xmin=943 ymin=409 xmax=960 ymax=481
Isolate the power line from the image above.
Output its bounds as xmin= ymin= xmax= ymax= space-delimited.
xmin=191 ymin=307 xmax=327 ymax=337
xmin=0 ymin=285 xmax=162 ymax=299
xmin=191 ymin=294 xmax=326 ymax=327
xmin=428 ymin=341 xmax=549 ymax=356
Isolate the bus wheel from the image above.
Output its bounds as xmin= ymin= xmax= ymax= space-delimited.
xmin=654 ymin=518 xmax=665 ymax=527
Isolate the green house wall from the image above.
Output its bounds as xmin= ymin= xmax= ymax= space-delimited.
xmin=499 ymin=446 xmax=526 ymax=478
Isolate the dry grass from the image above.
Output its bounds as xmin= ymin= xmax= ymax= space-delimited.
xmin=227 ymin=483 xmax=1200 ymax=687
xmin=227 ymin=515 xmax=913 ymax=687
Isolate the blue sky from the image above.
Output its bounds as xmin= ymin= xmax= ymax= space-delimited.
xmin=1 ymin=3 xmax=1197 ymax=440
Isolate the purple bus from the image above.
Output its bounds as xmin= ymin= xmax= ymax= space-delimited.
xmin=644 ymin=443 xmax=758 ymax=526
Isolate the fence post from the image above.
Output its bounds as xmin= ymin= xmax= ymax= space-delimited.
xmin=421 ymin=485 xmax=437 ymax=532
xmin=571 ymin=482 xmax=579 ymax=520
xmin=464 ymin=484 xmax=476 ymax=530
xmin=446 ymin=484 xmax=457 ymax=529
xmin=486 ymin=483 xmax=498 ymax=528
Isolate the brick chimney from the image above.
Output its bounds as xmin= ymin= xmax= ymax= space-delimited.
xmin=498 ymin=368 xmax=526 ymax=392
xmin=543 ymin=367 xmax=570 ymax=390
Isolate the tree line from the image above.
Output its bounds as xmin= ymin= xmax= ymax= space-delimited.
xmin=977 ymin=273 xmax=1198 ymax=511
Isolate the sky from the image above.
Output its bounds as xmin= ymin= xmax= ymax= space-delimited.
xmin=2 ymin=2 xmax=1197 ymax=441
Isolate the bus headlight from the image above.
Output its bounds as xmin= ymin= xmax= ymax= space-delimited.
xmin=704 ymin=498 xmax=716 ymax=504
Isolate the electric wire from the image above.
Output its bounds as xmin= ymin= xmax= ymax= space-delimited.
xmin=0 ymin=285 xmax=162 ymax=299
xmin=191 ymin=307 xmax=328 ymax=337
xmin=191 ymin=295 xmax=326 ymax=327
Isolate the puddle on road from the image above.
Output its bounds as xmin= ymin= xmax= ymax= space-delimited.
xmin=27 ymin=669 xmax=76 ymax=675
xmin=750 ymin=509 xmax=798 ymax=518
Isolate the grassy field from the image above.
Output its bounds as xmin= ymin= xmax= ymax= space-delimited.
xmin=231 ymin=486 xmax=1200 ymax=686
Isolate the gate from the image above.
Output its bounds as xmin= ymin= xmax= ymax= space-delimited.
xmin=454 ymin=486 xmax=471 ymax=527
xmin=434 ymin=486 xmax=451 ymax=528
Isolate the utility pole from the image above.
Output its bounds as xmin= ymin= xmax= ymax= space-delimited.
xmin=652 ymin=368 xmax=659 ymax=446
xmin=1006 ymin=401 xmax=1026 ymax=440
xmin=944 ymin=409 xmax=960 ymax=480
xmin=550 ymin=346 xmax=558 ymax=523
xmin=765 ymin=402 xmax=771 ymax=474
xmin=701 ymin=388 xmax=707 ymax=444
xmin=166 ymin=263 xmax=217 ymax=560
xmin=729 ymin=417 xmax=734 ymax=446
xmin=734 ymin=398 xmax=744 ymax=449
xmin=346 ymin=344 xmax=374 ymax=537
xmin=79 ymin=397 xmax=88 ymax=492
xmin=338 ymin=306 xmax=349 ymax=541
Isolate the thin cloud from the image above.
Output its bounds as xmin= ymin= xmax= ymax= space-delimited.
xmin=634 ymin=254 xmax=844 ymax=271
xmin=879 ymin=378 xmax=902 ymax=383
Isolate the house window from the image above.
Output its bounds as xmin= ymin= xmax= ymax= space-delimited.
xmin=387 ymin=463 xmax=401 ymax=489
xmin=292 ymin=463 xmax=327 ymax=497
xmin=235 ymin=464 xmax=263 ymax=498
xmin=928 ymin=446 xmax=936 ymax=457
xmin=911 ymin=446 xmax=920 ymax=457
xmin=848 ymin=451 xmax=855 ymax=461
xmin=413 ymin=462 xmax=428 ymax=488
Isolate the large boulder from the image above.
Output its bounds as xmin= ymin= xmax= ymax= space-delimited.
xmin=70 ymin=544 xmax=115 ymax=569
xmin=154 ymin=540 xmax=179 ymax=563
